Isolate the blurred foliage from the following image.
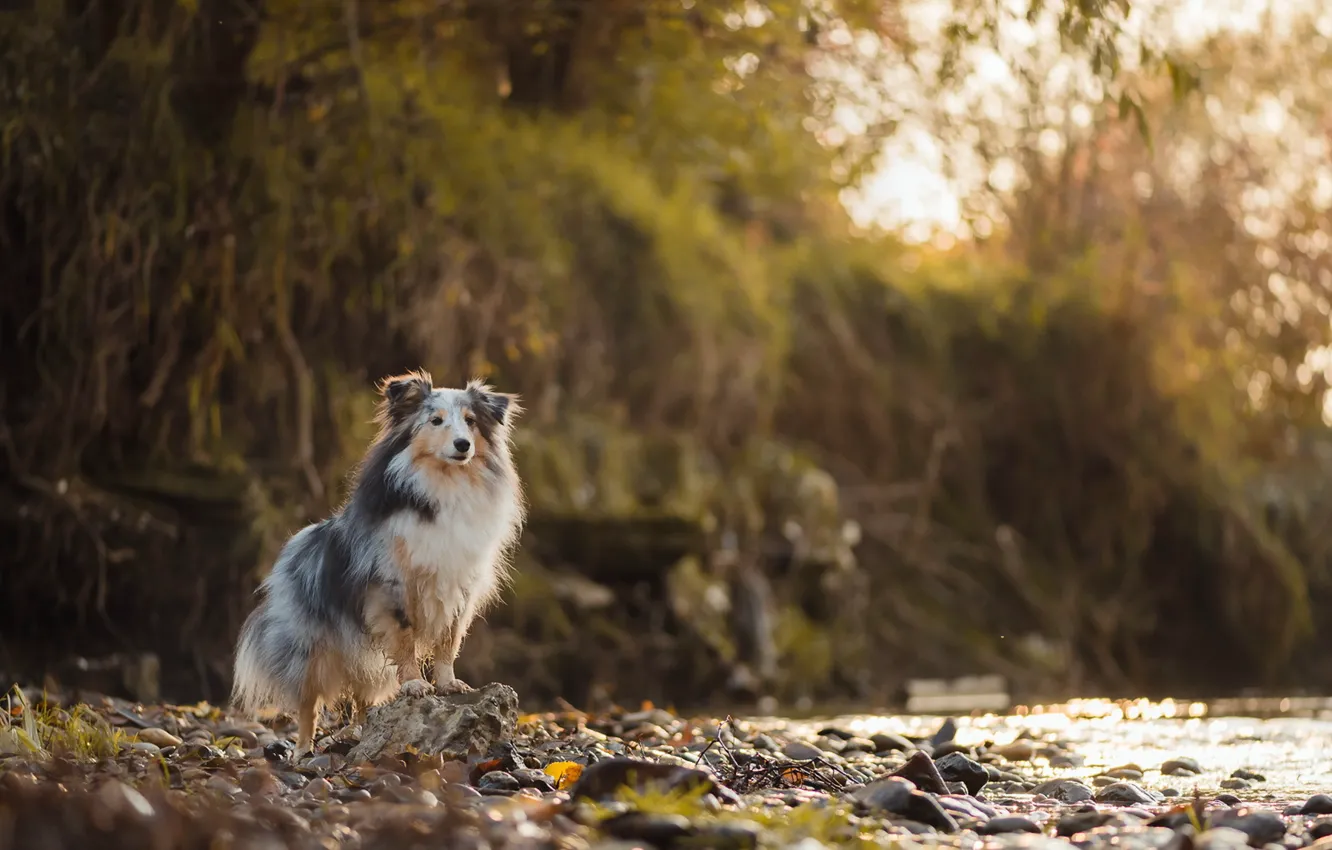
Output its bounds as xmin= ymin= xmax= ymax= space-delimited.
xmin=3 ymin=0 xmax=1332 ymax=703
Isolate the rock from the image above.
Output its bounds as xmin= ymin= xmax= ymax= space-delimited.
xmin=889 ymin=751 xmax=949 ymax=795
xmin=852 ymin=777 xmax=914 ymax=813
xmin=694 ymin=821 xmax=761 ymax=850
xmin=94 ymin=781 xmax=155 ymax=821
xmin=850 ymin=776 xmax=957 ymax=833
xmin=1032 ymin=778 xmax=1096 ymax=804
xmin=871 ymin=732 xmax=914 ymax=754
xmin=305 ymin=777 xmax=332 ymax=800
xmin=478 ymin=771 xmax=520 ymax=792
xmin=813 ymin=735 xmax=845 ymax=753
xmin=215 ymin=726 xmax=260 ymax=748
xmin=939 ymin=795 xmax=991 ymax=822
xmin=930 ymin=718 xmax=958 ymax=748
xmin=993 ymin=740 xmax=1037 ymax=762
xmin=1309 ymin=819 xmax=1332 ymax=840
xmin=1101 ymin=765 xmax=1146 ymax=781
xmin=334 ymin=788 xmax=372 ymax=802
xmin=843 ymin=738 xmax=877 ymax=754
xmin=136 ymin=727 xmax=182 ymax=748
xmin=264 ymin=740 xmax=295 ymax=763
xmin=600 ymin=812 xmax=694 ymax=846
xmin=348 ymin=683 xmax=519 ymax=763
xmin=1301 ymin=796 xmax=1332 ymax=816
xmin=1095 ymin=782 xmax=1156 ymax=806
xmin=782 ymin=741 xmax=823 ymax=760
xmin=1216 ymin=794 xmax=1242 ymax=806
xmin=1220 ymin=778 xmax=1250 ymax=790
xmin=1196 ymin=827 xmax=1255 ymax=850
xmin=936 ymin=752 xmax=988 ymax=795
xmin=511 ymin=768 xmax=557 ymax=791
xmin=568 ymin=757 xmax=739 ymax=806
xmin=753 ymin=734 xmax=780 ymax=752
xmin=979 ymin=817 xmax=1043 ymax=835
xmin=239 ymin=768 xmax=281 ymax=797
xmin=1057 ymin=812 xmax=1114 ymax=837
xmin=1230 ymin=769 xmax=1265 ymax=782
xmin=1208 ymin=809 xmax=1287 ymax=846
xmin=1162 ymin=757 xmax=1203 ymax=776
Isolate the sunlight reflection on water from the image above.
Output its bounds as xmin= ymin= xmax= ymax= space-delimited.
xmin=745 ymin=697 xmax=1332 ymax=798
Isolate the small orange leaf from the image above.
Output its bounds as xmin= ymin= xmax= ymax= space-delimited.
xmin=543 ymin=761 xmax=583 ymax=790
xmin=781 ymin=766 xmax=807 ymax=784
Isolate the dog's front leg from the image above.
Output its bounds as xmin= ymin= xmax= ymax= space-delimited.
xmin=387 ymin=628 xmax=432 ymax=697
xmin=367 ymin=586 xmax=431 ymax=698
xmin=433 ymin=608 xmax=477 ymax=696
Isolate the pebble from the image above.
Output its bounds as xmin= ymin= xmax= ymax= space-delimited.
xmin=993 ymin=740 xmax=1037 ymax=762
xmin=843 ymin=737 xmax=877 ymax=753
xmin=1100 ymin=766 xmax=1146 ymax=780
xmin=1032 ymin=778 xmax=1095 ymax=804
xmin=600 ymin=812 xmax=693 ymax=846
xmin=264 ymin=740 xmax=295 ymax=763
xmin=478 ymin=771 xmax=521 ymax=792
xmin=1198 ymin=826 xmax=1262 ymax=850
xmin=1095 ymin=782 xmax=1157 ymax=805
xmin=304 ymin=778 xmax=333 ymax=800
xmin=782 ymin=741 xmax=823 ymax=760
xmin=936 ymin=751 xmax=988 ymax=795
xmin=1309 ymin=820 xmax=1332 ymax=841
xmin=979 ymin=816 xmax=1043 ymax=835
xmin=215 ymin=727 xmax=259 ymax=748
xmin=333 ymin=789 xmax=372 ymax=803
xmin=1209 ymin=809 xmax=1287 ymax=846
xmin=871 ymin=732 xmax=914 ymax=754
xmin=1161 ymin=757 xmax=1203 ymax=776
xmin=511 ymin=768 xmax=557 ymax=792
xmin=1302 ymin=796 xmax=1332 ymax=816
xmin=1057 ymin=811 xmax=1114 ymax=836
xmin=813 ymin=735 xmax=845 ymax=753
xmin=136 ymin=727 xmax=182 ymax=748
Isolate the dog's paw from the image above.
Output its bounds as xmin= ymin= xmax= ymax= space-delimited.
xmin=434 ymin=678 xmax=474 ymax=696
xmin=398 ymin=678 xmax=433 ymax=697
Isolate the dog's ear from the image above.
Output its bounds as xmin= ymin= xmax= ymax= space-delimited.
xmin=466 ymin=380 xmax=522 ymax=428
xmin=378 ymin=370 xmax=433 ymax=425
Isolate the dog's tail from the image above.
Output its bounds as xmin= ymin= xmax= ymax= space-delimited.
xmin=231 ymin=598 xmax=280 ymax=715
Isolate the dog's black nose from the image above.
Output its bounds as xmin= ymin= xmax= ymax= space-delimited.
xmin=453 ymin=438 xmax=471 ymax=453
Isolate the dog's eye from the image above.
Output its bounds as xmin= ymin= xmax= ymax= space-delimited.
xmin=464 ymin=415 xmax=476 ymax=427
xmin=430 ymin=416 xmax=443 ymax=426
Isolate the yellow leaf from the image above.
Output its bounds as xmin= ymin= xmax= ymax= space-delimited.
xmin=543 ymin=761 xmax=583 ymax=790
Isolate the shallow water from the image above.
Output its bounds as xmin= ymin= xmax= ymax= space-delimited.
xmin=744 ymin=697 xmax=1332 ymax=800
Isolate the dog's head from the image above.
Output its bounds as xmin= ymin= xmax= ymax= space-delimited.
xmin=377 ymin=371 xmax=522 ymax=468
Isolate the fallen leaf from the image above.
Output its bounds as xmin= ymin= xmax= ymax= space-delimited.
xmin=543 ymin=760 xmax=583 ymax=790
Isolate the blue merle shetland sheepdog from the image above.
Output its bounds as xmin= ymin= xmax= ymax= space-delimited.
xmin=230 ymin=371 xmax=526 ymax=752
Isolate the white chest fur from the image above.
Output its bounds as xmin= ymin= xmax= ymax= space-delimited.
xmin=385 ymin=475 xmax=520 ymax=639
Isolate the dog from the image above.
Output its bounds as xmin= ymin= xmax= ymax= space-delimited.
xmin=230 ymin=370 xmax=526 ymax=753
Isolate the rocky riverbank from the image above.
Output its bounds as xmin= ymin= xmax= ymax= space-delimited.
xmin=4 ymin=686 xmax=1332 ymax=850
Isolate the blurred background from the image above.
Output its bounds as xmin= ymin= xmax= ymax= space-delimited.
xmin=3 ymin=0 xmax=1332 ymax=715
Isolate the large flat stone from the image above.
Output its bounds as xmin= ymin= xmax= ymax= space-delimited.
xmin=347 ymin=683 xmax=519 ymax=763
